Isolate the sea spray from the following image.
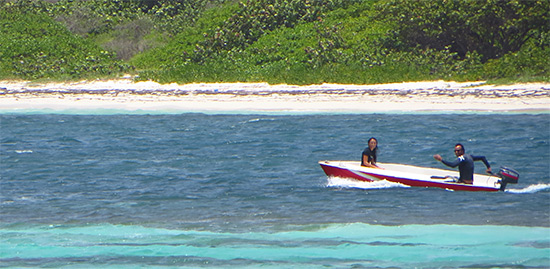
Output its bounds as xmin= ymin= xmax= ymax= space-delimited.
xmin=327 ymin=176 xmax=410 ymax=190
xmin=506 ymin=183 xmax=550 ymax=194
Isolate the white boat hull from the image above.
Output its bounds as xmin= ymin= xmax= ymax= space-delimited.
xmin=319 ymin=161 xmax=505 ymax=192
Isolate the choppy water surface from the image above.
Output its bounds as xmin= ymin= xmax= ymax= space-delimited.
xmin=1 ymin=113 xmax=549 ymax=267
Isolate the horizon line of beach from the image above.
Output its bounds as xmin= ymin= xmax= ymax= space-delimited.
xmin=1 ymin=78 xmax=548 ymax=113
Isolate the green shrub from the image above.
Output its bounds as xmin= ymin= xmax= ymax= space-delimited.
xmin=100 ymin=16 xmax=156 ymax=60
xmin=1 ymin=0 xmax=548 ymax=84
xmin=482 ymin=43 xmax=550 ymax=82
xmin=375 ymin=0 xmax=550 ymax=62
xmin=192 ymin=0 xmax=352 ymax=61
xmin=0 ymin=5 xmax=129 ymax=80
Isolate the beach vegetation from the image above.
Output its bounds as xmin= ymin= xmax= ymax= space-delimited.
xmin=0 ymin=1 xmax=130 ymax=80
xmin=0 ymin=0 xmax=548 ymax=84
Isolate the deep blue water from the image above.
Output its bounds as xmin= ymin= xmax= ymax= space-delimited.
xmin=1 ymin=113 xmax=549 ymax=268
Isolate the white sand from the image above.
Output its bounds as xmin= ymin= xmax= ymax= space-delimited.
xmin=1 ymin=77 xmax=548 ymax=113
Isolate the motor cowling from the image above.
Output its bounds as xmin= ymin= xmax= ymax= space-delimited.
xmin=498 ymin=167 xmax=519 ymax=191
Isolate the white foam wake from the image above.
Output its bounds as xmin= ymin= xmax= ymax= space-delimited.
xmin=505 ymin=183 xmax=550 ymax=194
xmin=326 ymin=177 xmax=409 ymax=190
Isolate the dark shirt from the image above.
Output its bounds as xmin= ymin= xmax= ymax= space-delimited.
xmin=361 ymin=147 xmax=377 ymax=166
xmin=441 ymin=154 xmax=490 ymax=182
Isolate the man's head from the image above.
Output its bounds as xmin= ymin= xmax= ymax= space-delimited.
xmin=454 ymin=143 xmax=465 ymax=157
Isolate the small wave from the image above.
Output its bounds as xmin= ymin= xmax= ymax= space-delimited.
xmin=326 ymin=177 xmax=409 ymax=190
xmin=56 ymin=136 xmax=83 ymax=143
xmin=505 ymin=183 xmax=550 ymax=194
xmin=15 ymin=149 xmax=33 ymax=154
xmin=247 ymin=118 xmax=261 ymax=123
xmin=245 ymin=117 xmax=275 ymax=123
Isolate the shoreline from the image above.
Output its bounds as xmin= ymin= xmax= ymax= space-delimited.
xmin=1 ymin=78 xmax=549 ymax=114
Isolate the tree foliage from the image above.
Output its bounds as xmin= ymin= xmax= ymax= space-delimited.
xmin=1 ymin=0 xmax=548 ymax=83
xmin=0 ymin=1 xmax=129 ymax=79
xmin=376 ymin=0 xmax=550 ymax=62
xmin=193 ymin=0 xmax=351 ymax=60
xmin=135 ymin=0 xmax=231 ymax=34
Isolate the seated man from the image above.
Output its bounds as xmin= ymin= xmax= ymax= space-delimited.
xmin=433 ymin=143 xmax=491 ymax=184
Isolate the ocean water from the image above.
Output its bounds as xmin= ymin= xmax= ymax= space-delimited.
xmin=1 ymin=112 xmax=549 ymax=268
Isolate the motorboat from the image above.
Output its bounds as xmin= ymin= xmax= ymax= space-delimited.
xmin=319 ymin=161 xmax=519 ymax=192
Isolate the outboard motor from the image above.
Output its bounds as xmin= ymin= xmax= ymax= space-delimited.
xmin=497 ymin=167 xmax=519 ymax=191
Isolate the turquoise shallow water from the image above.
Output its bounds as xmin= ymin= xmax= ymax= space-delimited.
xmin=1 ymin=113 xmax=549 ymax=267
xmin=1 ymin=223 xmax=548 ymax=268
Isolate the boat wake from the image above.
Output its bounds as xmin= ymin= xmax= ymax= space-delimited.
xmin=505 ymin=183 xmax=550 ymax=194
xmin=326 ymin=177 xmax=410 ymax=190
xmin=327 ymin=177 xmax=550 ymax=193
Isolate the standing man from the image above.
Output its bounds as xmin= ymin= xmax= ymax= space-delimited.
xmin=433 ymin=143 xmax=492 ymax=184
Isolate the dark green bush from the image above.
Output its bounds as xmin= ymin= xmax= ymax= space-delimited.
xmin=375 ymin=0 xmax=550 ymax=62
xmin=482 ymin=43 xmax=550 ymax=82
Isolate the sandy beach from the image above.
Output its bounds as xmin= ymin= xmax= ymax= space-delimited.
xmin=1 ymin=77 xmax=548 ymax=113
